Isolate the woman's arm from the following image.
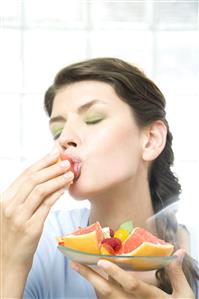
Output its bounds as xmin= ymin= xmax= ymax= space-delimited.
xmin=0 ymin=150 xmax=74 ymax=298
xmin=1 ymin=264 xmax=31 ymax=299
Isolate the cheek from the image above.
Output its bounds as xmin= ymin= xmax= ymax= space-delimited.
xmin=95 ymin=126 xmax=142 ymax=179
xmin=71 ymin=124 xmax=143 ymax=197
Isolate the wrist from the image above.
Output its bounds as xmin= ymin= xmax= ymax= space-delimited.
xmin=1 ymin=261 xmax=31 ymax=299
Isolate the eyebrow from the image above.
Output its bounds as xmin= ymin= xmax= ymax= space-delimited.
xmin=49 ymin=99 xmax=106 ymax=125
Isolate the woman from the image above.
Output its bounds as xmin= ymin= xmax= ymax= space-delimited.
xmin=1 ymin=57 xmax=198 ymax=298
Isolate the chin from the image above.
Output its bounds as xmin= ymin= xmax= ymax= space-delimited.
xmin=68 ymin=188 xmax=88 ymax=201
xmin=68 ymin=176 xmax=104 ymax=201
xmin=68 ymin=185 xmax=100 ymax=201
xmin=68 ymin=179 xmax=92 ymax=200
xmin=68 ymin=175 xmax=122 ymax=201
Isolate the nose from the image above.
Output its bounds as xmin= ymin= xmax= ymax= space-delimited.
xmin=58 ymin=126 xmax=81 ymax=151
xmin=59 ymin=137 xmax=77 ymax=149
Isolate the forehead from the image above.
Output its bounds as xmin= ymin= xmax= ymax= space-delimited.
xmin=52 ymin=80 xmax=126 ymax=114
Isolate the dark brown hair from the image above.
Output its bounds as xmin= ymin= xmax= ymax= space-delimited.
xmin=44 ymin=57 xmax=198 ymax=296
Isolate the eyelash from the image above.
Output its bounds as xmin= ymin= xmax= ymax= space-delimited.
xmin=53 ymin=132 xmax=62 ymax=140
xmin=52 ymin=119 xmax=103 ymax=140
xmin=85 ymin=119 xmax=103 ymax=125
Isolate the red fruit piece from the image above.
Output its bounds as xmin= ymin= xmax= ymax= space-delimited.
xmin=60 ymin=153 xmax=81 ymax=180
xmin=101 ymin=237 xmax=122 ymax=253
xmin=110 ymin=228 xmax=114 ymax=237
xmin=58 ymin=241 xmax=64 ymax=246
xmin=101 ymin=243 xmax=115 ymax=255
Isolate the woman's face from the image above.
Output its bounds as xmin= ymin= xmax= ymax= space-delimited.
xmin=50 ymin=80 xmax=145 ymax=199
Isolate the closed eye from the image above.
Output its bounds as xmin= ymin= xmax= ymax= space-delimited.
xmin=51 ymin=128 xmax=63 ymax=140
xmin=53 ymin=132 xmax=61 ymax=140
xmin=85 ymin=118 xmax=103 ymax=125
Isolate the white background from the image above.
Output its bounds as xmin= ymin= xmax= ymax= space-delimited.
xmin=0 ymin=1 xmax=199 ymax=229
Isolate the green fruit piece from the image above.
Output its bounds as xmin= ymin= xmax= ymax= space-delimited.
xmin=119 ymin=220 xmax=134 ymax=234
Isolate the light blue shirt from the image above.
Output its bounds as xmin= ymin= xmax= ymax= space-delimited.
xmin=23 ymin=208 xmax=97 ymax=299
xmin=23 ymin=208 xmax=198 ymax=298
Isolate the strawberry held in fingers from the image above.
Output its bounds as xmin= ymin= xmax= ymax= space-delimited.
xmin=59 ymin=153 xmax=82 ymax=181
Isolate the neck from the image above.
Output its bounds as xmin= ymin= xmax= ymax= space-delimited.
xmin=88 ymin=175 xmax=155 ymax=232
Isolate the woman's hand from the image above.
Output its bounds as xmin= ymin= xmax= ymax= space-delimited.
xmin=0 ymin=149 xmax=74 ymax=297
xmin=71 ymin=250 xmax=195 ymax=299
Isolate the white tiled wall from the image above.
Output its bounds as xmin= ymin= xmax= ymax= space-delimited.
xmin=0 ymin=30 xmax=22 ymax=92
xmin=90 ymin=30 xmax=153 ymax=75
xmin=23 ymin=30 xmax=88 ymax=92
xmin=0 ymin=1 xmax=198 ymax=224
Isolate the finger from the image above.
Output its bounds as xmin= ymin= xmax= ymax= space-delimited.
xmin=71 ymin=262 xmax=113 ymax=297
xmin=5 ymin=150 xmax=60 ymax=202
xmin=13 ymin=158 xmax=71 ymax=206
xmin=166 ymin=249 xmax=194 ymax=297
xmin=24 ymin=148 xmax=61 ymax=173
xmin=22 ymin=171 xmax=74 ymax=219
xmin=4 ymin=168 xmax=73 ymax=224
xmin=26 ymin=188 xmax=65 ymax=236
xmin=97 ymin=260 xmax=166 ymax=298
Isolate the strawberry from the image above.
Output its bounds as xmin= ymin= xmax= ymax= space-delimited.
xmin=100 ymin=243 xmax=115 ymax=255
xmin=60 ymin=153 xmax=81 ymax=180
xmin=101 ymin=237 xmax=122 ymax=253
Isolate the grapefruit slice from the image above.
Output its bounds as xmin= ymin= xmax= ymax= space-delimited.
xmin=119 ymin=227 xmax=174 ymax=256
xmin=59 ymin=222 xmax=104 ymax=254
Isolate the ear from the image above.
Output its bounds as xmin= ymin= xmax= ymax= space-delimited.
xmin=142 ymin=120 xmax=167 ymax=162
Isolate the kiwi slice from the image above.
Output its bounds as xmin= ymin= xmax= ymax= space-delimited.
xmin=119 ymin=220 xmax=134 ymax=234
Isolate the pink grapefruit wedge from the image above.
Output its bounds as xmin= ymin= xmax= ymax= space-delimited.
xmin=119 ymin=227 xmax=174 ymax=256
xmin=59 ymin=222 xmax=104 ymax=254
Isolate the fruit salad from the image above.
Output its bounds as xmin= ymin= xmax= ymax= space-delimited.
xmin=57 ymin=220 xmax=174 ymax=257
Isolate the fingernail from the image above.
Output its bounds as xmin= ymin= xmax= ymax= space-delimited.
xmin=63 ymin=171 xmax=74 ymax=180
xmin=97 ymin=260 xmax=110 ymax=269
xmin=59 ymin=160 xmax=70 ymax=168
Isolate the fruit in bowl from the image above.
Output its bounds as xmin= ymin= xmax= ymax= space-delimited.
xmin=57 ymin=220 xmax=174 ymax=257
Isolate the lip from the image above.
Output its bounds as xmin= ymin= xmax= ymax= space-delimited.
xmin=64 ymin=152 xmax=82 ymax=164
xmin=64 ymin=152 xmax=82 ymax=163
xmin=73 ymin=163 xmax=81 ymax=181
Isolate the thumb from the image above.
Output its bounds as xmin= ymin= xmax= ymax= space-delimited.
xmin=166 ymin=249 xmax=192 ymax=296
